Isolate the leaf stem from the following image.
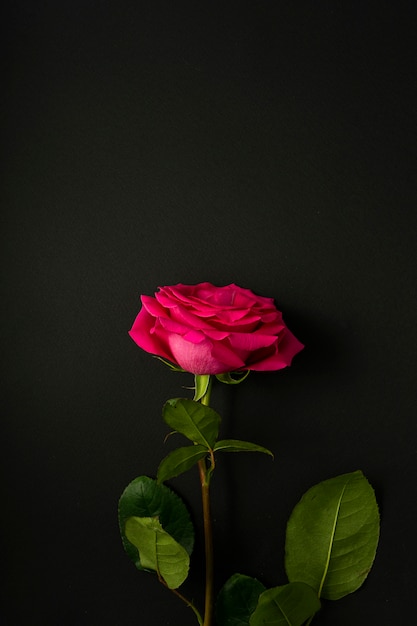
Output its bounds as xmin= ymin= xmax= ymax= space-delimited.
xmin=158 ymin=575 xmax=203 ymax=625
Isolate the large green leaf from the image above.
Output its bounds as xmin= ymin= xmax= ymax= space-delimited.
xmin=125 ymin=516 xmax=190 ymax=589
xmin=118 ymin=476 xmax=194 ymax=570
xmin=216 ymin=573 xmax=266 ymax=626
xmin=214 ymin=439 xmax=273 ymax=457
xmin=285 ymin=470 xmax=380 ymax=600
xmin=249 ymin=582 xmax=321 ymax=626
xmin=163 ymin=398 xmax=221 ymax=448
xmin=157 ymin=445 xmax=208 ymax=483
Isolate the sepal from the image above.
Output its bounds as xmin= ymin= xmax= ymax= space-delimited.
xmin=215 ymin=371 xmax=250 ymax=385
xmin=153 ymin=356 xmax=185 ymax=372
xmin=193 ymin=374 xmax=211 ymax=400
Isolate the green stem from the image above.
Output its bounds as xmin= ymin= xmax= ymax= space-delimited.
xmin=195 ymin=375 xmax=214 ymax=626
xmin=198 ymin=458 xmax=214 ymax=626
xmin=159 ymin=575 xmax=203 ymax=625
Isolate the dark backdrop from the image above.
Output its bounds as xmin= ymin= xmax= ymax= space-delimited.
xmin=2 ymin=2 xmax=416 ymax=625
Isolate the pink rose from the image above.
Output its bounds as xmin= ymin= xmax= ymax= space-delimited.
xmin=129 ymin=283 xmax=304 ymax=375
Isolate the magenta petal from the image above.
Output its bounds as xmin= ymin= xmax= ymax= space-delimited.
xmin=210 ymin=341 xmax=246 ymax=370
xmin=140 ymin=294 xmax=167 ymax=317
xmin=129 ymin=310 xmax=173 ymax=360
xmin=159 ymin=316 xmax=191 ymax=335
xmin=278 ymin=329 xmax=304 ymax=361
xmin=228 ymin=332 xmax=278 ymax=352
xmin=167 ymin=334 xmax=223 ymax=374
xmin=249 ymin=329 xmax=304 ymax=370
xmin=183 ymin=329 xmax=207 ymax=344
xmin=171 ymin=304 xmax=214 ymax=327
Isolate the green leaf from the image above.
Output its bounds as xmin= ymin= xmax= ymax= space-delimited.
xmin=157 ymin=445 xmax=208 ymax=483
xmin=215 ymin=371 xmax=250 ymax=385
xmin=249 ymin=582 xmax=321 ymax=626
xmin=163 ymin=398 xmax=221 ymax=448
xmin=118 ymin=476 xmax=194 ymax=571
xmin=216 ymin=573 xmax=266 ymax=626
xmin=125 ymin=516 xmax=190 ymax=589
xmin=285 ymin=470 xmax=380 ymax=600
xmin=214 ymin=439 xmax=273 ymax=457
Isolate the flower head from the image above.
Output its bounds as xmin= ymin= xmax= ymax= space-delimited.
xmin=129 ymin=283 xmax=303 ymax=375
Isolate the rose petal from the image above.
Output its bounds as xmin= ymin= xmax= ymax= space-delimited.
xmin=166 ymin=334 xmax=226 ymax=375
xmin=248 ymin=329 xmax=304 ymax=370
xmin=228 ymin=331 xmax=278 ymax=352
xmin=129 ymin=310 xmax=173 ymax=361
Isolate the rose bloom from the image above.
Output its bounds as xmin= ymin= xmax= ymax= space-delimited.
xmin=129 ymin=283 xmax=304 ymax=375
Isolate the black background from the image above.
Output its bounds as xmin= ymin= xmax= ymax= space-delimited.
xmin=2 ymin=1 xmax=417 ymax=625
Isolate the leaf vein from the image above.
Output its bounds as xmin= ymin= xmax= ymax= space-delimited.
xmin=317 ymin=481 xmax=348 ymax=598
